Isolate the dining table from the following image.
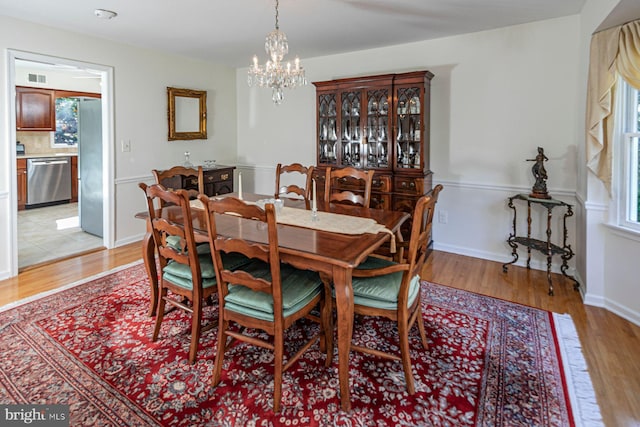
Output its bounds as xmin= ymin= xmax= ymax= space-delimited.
xmin=135 ymin=192 xmax=410 ymax=412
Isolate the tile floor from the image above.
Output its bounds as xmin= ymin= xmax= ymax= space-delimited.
xmin=18 ymin=203 xmax=104 ymax=269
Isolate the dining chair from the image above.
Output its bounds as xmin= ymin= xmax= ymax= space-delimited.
xmin=152 ymin=166 xmax=208 ymax=253
xmin=140 ymin=183 xmax=249 ymax=364
xmin=349 ymin=184 xmax=443 ymax=394
xmin=324 ymin=166 xmax=373 ymax=208
xmin=198 ymin=194 xmax=332 ymax=413
xmin=140 ymin=183 xmax=213 ymax=364
xmin=152 ymin=166 xmax=204 ymax=206
xmin=274 ymin=163 xmax=314 ymax=209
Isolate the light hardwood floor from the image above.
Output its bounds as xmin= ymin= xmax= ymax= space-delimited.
xmin=0 ymin=244 xmax=638 ymax=426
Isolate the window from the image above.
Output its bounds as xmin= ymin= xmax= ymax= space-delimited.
xmin=615 ymin=79 xmax=640 ymax=232
xmin=53 ymin=97 xmax=79 ymax=147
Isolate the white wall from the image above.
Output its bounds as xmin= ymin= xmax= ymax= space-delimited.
xmin=237 ymin=16 xmax=582 ymax=277
xmin=0 ymin=15 xmax=237 ymax=278
xmin=576 ymin=0 xmax=640 ymax=325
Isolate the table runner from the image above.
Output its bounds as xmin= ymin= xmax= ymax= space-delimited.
xmin=190 ymin=199 xmax=396 ymax=252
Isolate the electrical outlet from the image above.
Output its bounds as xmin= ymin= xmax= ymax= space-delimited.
xmin=121 ymin=139 xmax=131 ymax=152
xmin=438 ymin=210 xmax=448 ymax=224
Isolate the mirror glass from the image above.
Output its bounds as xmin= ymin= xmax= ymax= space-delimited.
xmin=167 ymin=87 xmax=207 ymax=140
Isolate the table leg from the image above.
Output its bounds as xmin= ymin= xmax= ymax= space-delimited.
xmin=333 ymin=266 xmax=354 ymax=412
xmin=394 ymin=229 xmax=405 ymax=263
xmin=142 ymin=219 xmax=158 ymax=317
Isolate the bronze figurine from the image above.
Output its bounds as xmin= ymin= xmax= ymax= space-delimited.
xmin=527 ymin=147 xmax=550 ymax=199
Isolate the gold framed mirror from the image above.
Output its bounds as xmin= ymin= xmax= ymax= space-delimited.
xmin=167 ymin=87 xmax=207 ymax=140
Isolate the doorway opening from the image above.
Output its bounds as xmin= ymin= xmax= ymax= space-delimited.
xmin=8 ymin=50 xmax=114 ymax=275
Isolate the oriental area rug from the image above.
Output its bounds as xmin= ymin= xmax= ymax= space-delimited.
xmin=0 ymin=261 xmax=603 ymax=426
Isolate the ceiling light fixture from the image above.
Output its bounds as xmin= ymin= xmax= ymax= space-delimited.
xmin=247 ymin=0 xmax=307 ymax=105
xmin=94 ymin=9 xmax=117 ymax=20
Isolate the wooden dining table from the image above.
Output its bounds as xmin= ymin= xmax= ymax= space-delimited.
xmin=136 ymin=192 xmax=410 ymax=412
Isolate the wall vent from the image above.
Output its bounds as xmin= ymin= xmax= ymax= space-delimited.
xmin=27 ymin=73 xmax=47 ymax=83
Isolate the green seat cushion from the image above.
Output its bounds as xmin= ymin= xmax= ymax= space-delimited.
xmin=165 ymin=235 xmax=211 ymax=255
xmin=162 ymin=252 xmax=251 ymax=290
xmin=163 ymin=271 xmax=218 ymax=290
xmin=224 ymin=262 xmax=323 ymax=321
xmin=352 ymin=257 xmax=421 ymax=310
xmin=164 ymin=254 xmax=216 ymax=280
xmin=166 ymin=235 xmax=182 ymax=251
xmin=355 ymin=255 xmax=396 ymax=271
xmin=196 ymin=243 xmax=212 ymax=255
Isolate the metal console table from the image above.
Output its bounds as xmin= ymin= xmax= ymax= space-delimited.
xmin=502 ymin=193 xmax=579 ymax=295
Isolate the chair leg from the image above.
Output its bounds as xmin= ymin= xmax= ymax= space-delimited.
xmin=152 ymin=287 xmax=167 ymax=341
xmin=188 ymin=297 xmax=203 ymax=365
xmin=211 ymin=318 xmax=228 ymax=387
xmin=416 ymin=305 xmax=429 ymax=350
xmin=398 ymin=320 xmax=416 ymax=395
xmin=273 ymin=331 xmax=284 ymax=413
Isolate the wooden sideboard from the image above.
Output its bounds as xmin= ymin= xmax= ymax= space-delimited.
xmin=156 ymin=165 xmax=235 ymax=197
xmin=313 ymin=71 xmax=434 ymax=238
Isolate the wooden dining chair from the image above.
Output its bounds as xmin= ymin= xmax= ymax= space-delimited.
xmin=140 ymin=183 xmax=250 ymax=364
xmin=324 ymin=166 xmax=373 ymax=208
xmin=152 ymin=166 xmax=204 ymax=206
xmin=198 ymin=194 xmax=332 ymax=413
xmin=349 ymin=184 xmax=443 ymax=394
xmin=274 ymin=163 xmax=314 ymax=209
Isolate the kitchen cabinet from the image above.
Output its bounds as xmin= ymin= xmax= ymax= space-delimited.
xmin=313 ymin=70 xmax=434 ymax=238
xmin=71 ymin=156 xmax=78 ymax=202
xmin=16 ymin=86 xmax=56 ymax=131
xmin=17 ymin=158 xmax=27 ymax=211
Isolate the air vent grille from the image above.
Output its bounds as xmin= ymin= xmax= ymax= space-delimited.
xmin=27 ymin=73 xmax=47 ymax=83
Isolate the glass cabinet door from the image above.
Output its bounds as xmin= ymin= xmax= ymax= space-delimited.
xmin=318 ymin=93 xmax=337 ymax=165
xmin=341 ymin=90 xmax=362 ymax=168
xmin=365 ymin=88 xmax=390 ymax=169
xmin=395 ymin=86 xmax=422 ymax=169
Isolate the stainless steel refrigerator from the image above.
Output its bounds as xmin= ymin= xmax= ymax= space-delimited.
xmin=78 ymin=98 xmax=103 ymax=238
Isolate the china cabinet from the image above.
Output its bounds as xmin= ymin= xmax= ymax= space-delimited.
xmin=313 ymin=71 xmax=434 ymax=237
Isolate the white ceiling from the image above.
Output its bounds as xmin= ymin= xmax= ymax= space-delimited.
xmin=1 ymin=0 xmax=596 ymax=68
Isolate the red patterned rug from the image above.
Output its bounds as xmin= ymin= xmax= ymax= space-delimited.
xmin=0 ymin=261 xmax=602 ymax=426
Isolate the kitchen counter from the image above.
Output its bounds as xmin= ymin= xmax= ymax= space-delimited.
xmin=17 ymin=153 xmax=78 ymax=159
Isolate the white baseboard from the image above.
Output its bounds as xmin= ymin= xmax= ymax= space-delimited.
xmin=115 ymin=233 xmax=146 ymax=248
xmin=603 ymin=298 xmax=640 ymax=326
xmin=434 ymin=241 xmax=578 ymax=277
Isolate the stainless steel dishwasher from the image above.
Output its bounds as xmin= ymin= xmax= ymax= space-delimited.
xmin=26 ymin=156 xmax=72 ymax=207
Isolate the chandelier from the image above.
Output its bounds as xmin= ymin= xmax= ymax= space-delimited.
xmin=247 ymin=0 xmax=307 ymax=105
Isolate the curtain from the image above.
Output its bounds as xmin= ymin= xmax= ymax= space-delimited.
xmin=586 ymin=20 xmax=640 ymax=194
